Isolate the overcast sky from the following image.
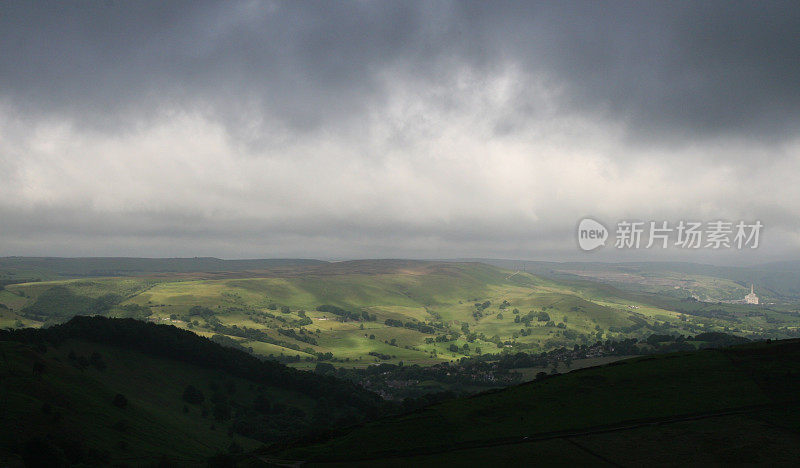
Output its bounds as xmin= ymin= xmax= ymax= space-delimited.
xmin=1 ymin=1 xmax=799 ymax=264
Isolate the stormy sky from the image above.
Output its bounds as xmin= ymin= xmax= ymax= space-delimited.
xmin=1 ymin=1 xmax=799 ymax=264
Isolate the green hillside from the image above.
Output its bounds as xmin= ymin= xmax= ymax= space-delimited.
xmin=268 ymin=338 xmax=800 ymax=466
xmin=3 ymin=261 xmax=799 ymax=373
xmin=0 ymin=317 xmax=384 ymax=466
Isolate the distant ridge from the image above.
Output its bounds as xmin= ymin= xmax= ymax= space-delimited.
xmin=456 ymin=258 xmax=800 ymax=300
xmin=0 ymin=257 xmax=327 ymax=277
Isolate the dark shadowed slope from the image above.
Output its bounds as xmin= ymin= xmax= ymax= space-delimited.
xmin=268 ymin=339 xmax=800 ymax=466
xmin=0 ymin=316 xmax=385 ymax=466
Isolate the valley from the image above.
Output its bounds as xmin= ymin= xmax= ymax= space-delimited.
xmin=3 ymin=260 xmax=799 ymax=374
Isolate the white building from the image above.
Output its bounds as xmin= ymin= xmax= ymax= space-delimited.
xmin=744 ymin=284 xmax=759 ymax=305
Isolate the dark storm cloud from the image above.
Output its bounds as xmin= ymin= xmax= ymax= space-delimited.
xmin=1 ymin=1 xmax=443 ymax=134
xmin=2 ymin=1 xmax=799 ymax=141
xmin=1 ymin=1 xmax=799 ymax=262
xmin=457 ymin=0 xmax=800 ymax=142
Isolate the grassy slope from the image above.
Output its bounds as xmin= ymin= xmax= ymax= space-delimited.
xmin=271 ymin=338 xmax=800 ymax=465
xmin=0 ymin=263 xmax=647 ymax=362
xmin=3 ymin=261 xmax=799 ymax=367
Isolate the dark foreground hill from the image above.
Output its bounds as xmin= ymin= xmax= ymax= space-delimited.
xmin=0 ymin=316 xmax=385 ymax=466
xmin=4 ymin=316 xmax=800 ymax=467
xmin=266 ymin=338 xmax=800 ymax=466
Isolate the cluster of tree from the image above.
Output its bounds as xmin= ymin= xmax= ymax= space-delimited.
xmin=384 ymin=318 xmax=404 ymax=327
xmin=295 ymin=316 xmax=313 ymax=326
xmin=384 ymin=318 xmax=436 ymax=334
xmin=454 ymin=338 xmax=642 ymax=370
xmin=0 ymin=277 xmax=41 ymax=289
xmin=426 ymin=333 xmax=459 ymax=344
xmin=368 ymin=351 xmax=392 ymax=360
xmin=326 ymin=360 xmax=521 ymax=400
xmin=201 ymin=319 xmax=320 ymax=354
xmin=277 ymin=327 xmax=318 ymax=345
xmin=513 ymin=310 xmax=551 ymax=326
xmin=316 ymin=304 xmax=375 ymax=322
xmin=449 ymin=343 xmax=472 ymax=353
xmin=456 ymin=331 xmax=753 ymax=373
xmin=209 ymin=334 xmax=253 ymax=354
xmin=562 ymin=328 xmax=578 ymax=339
xmin=238 ymin=307 xmax=313 ymax=328
xmin=472 ymin=300 xmax=491 ymax=320
xmin=267 ymin=350 xmax=340 ymax=364
xmin=188 ymin=305 xmax=216 ymax=320
xmin=536 ymin=311 xmax=551 ymax=321
xmin=21 ymin=286 xmax=124 ymax=321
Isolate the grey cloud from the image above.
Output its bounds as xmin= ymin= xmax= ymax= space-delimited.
xmin=0 ymin=1 xmax=799 ymax=262
xmin=2 ymin=1 xmax=798 ymax=142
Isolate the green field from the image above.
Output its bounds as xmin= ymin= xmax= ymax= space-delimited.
xmin=3 ymin=260 xmax=800 ymax=369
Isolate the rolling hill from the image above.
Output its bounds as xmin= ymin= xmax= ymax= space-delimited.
xmin=2 ymin=260 xmax=799 ymax=374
